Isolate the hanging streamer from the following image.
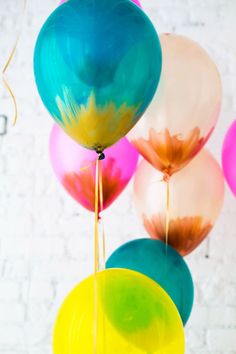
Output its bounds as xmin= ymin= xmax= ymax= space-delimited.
xmin=2 ymin=0 xmax=27 ymax=125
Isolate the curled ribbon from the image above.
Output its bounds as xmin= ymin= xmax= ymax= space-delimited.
xmin=2 ymin=0 xmax=27 ymax=126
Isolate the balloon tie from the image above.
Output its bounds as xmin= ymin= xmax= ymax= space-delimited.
xmin=97 ymin=151 xmax=106 ymax=160
xmin=163 ymin=171 xmax=170 ymax=183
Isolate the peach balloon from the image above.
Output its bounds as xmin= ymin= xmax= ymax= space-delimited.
xmin=129 ymin=34 xmax=222 ymax=178
xmin=134 ymin=150 xmax=225 ymax=256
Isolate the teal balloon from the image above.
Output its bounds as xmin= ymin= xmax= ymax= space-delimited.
xmin=106 ymin=239 xmax=194 ymax=325
xmin=34 ymin=0 xmax=162 ymax=152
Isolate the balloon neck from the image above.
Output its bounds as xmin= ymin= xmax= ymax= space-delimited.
xmin=163 ymin=172 xmax=170 ymax=183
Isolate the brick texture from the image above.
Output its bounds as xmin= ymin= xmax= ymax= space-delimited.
xmin=0 ymin=0 xmax=236 ymax=353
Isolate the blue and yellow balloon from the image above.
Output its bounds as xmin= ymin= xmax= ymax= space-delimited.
xmin=106 ymin=239 xmax=194 ymax=325
xmin=53 ymin=269 xmax=184 ymax=354
xmin=34 ymin=0 xmax=162 ymax=152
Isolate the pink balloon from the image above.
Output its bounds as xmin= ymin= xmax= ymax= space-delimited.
xmin=60 ymin=0 xmax=141 ymax=7
xmin=222 ymin=120 xmax=236 ymax=197
xmin=131 ymin=0 xmax=141 ymax=6
xmin=49 ymin=125 xmax=139 ymax=212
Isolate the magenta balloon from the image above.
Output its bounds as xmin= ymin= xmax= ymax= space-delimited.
xmin=132 ymin=0 xmax=141 ymax=6
xmin=60 ymin=0 xmax=141 ymax=7
xmin=49 ymin=125 xmax=139 ymax=212
xmin=222 ymin=120 xmax=236 ymax=197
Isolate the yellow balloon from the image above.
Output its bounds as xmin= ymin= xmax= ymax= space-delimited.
xmin=53 ymin=269 xmax=184 ymax=354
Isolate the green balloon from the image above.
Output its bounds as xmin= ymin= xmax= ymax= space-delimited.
xmin=106 ymin=239 xmax=194 ymax=325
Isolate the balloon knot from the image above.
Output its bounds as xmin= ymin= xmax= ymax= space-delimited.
xmin=163 ymin=172 xmax=170 ymax=183
xmin=98 ymin=152 xmax=105 ymax=160
xmin=95 ymin=147 xmax=105 ymax=160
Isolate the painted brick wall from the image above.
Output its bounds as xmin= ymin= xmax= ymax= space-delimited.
xmin=0 ymin=0 xmax=236 ymax=353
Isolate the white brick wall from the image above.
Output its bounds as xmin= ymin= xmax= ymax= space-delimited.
xmin=0 ymin=0 xmax=236 ymax=353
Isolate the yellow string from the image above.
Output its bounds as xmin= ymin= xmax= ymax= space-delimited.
xmin=165 ymin=179 xmax=170 ymax=248
xmin=161 ymin=177 xmax=170 ymax=354
xmin=94 ymin=155 xmax=107 ymax=354
xmin=98 ymin=159 xmax=107 ymax=354
xmin=151 ymin=174 xmax=170 ymax=245
xmin=94 ymin=158 xmax=99 ymax=354
xmin=94 ymin=159 xmax=100 ymax=273
xmin=98 ymin=161 xmax=106 ymax=270
xmin=2 ymin=0 xmax=27 ymax=126
xmin=94 ymin=156 xmax=106 ymax=354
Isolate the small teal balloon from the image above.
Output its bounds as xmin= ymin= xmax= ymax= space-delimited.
xmin=34 ymin=0 xmax=162 ymax=152
xmin=106 ymin=238 xmax=194 ymax=325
